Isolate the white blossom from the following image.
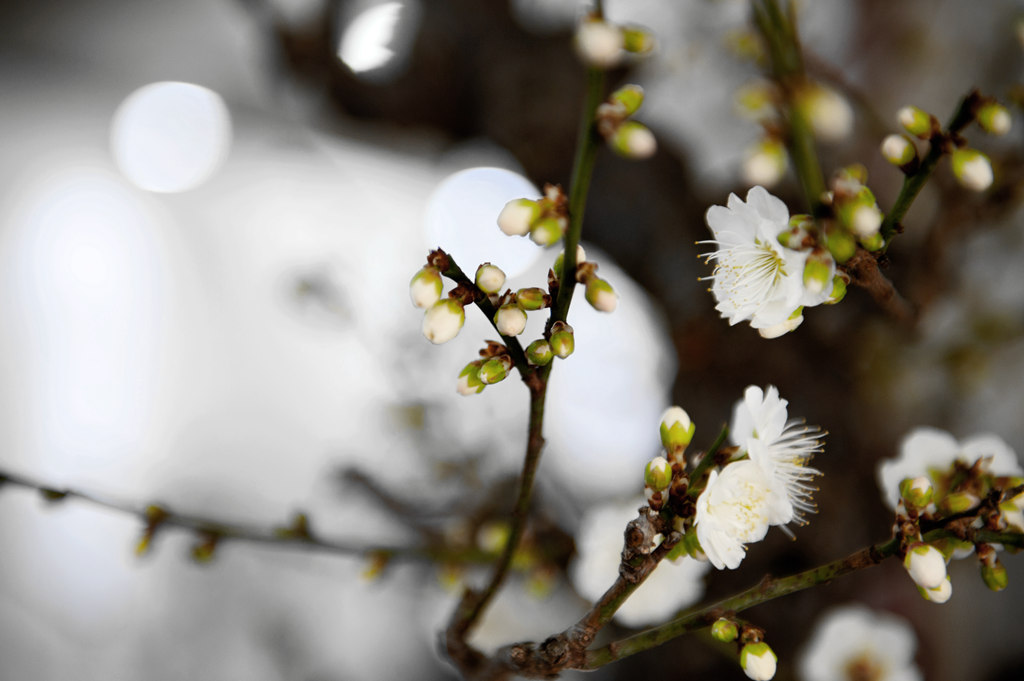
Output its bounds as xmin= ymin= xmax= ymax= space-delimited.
xmin=798 ymin=604 xmax=922 ymax=681
xmin=703 ymin=186 xmax=831 ymax=335
xmin=877 ymin=427 xmax=1022 ymax=511
xmin=732 ymin=385 xmax=823 ymax=527
xmin=570 ymin=500 xmax=708 ymax=627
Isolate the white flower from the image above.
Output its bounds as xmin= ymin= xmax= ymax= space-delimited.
xmin=695 ymin=459 xmax=787 ymax=569
xmin=703 ymin=186 xmax=831 ymax=334
xmin=732 ymin=385 xmax=823 ymax=527
xmin=877 ymin=427 xmax=1022 ymax=511
xmin=798 ymin=604 xmax=922 ymax=681
xmin=570 ymin=500 xmax=708 ymax=627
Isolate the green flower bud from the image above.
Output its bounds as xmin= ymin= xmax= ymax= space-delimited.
xmin=859 ymin=231 xmax=884 ymax=252
xmin=981 ymin=560 xmax=1009 ymax=592
xmin=941 ymin=491 xmax=980 ymax=514
xmin=610 ymin=121 xmax=657 ymax=159
xmin=659 ymin=406 xmax=695 ymax=451
xmin=621 ymin=26 xmax=655 ymax=55
xmin=475 ymin=263 xmax=506 ymax=295
xmin=977 ymin=102 xmax=1011 ymax=136
xmin=550 ymin=321 xmax=575 ymax=359
xmin=742 ymin=137 xmax=788 ymax=188
xmin=825 ymin=226 xmax=857 ymax=264
xmin=740 ymin=642 xmax=777 ymax=681
xmin=409 ymin=266 xmax=443 ymax=309
xmin=802 ymin=250 xmax=834 ymax=296
xmin=644 ymin=456 xmax=672 ymax=491
xmin=457 ymin=360 xmax=485 ymax=396
xmin=478 ymin=355 xmax=512 ymax=385
xmin=951 ymin=148 xmax=993 ymax=192
xmin=778 ymin=214 xmax=813 ymax=249
xmin=682 ymin=524 xmax=705 ymax=560
xmin=825 ymin=274 xmax=847 ymax=305
xmin=899 ymin=476 xmax=934 ymax=508
xmin=585 ymin=277 xmax=617 ymax=312
xmin=881 ymin=134 xmax=917 ymax=166
xmin=711 ymin=618 xmax=739 ymax=643
xmin=525 ymin=339 xmax=554 ymax=366
xmin=516 ymin=287 xmax=549 ymax=311
xmin=610 ymin=84 xmax=644 ymax=116
xmin=798 ymin=83 xmax=853 ymax=142
xmin=497 ymin=198 xmax=541 ymax=237
xmin=552 ymin=245 xmax=587 ymax=281
xmin=530 ymin=215 xmax=564 ymax=247
xmin=898 ymin=105 xmax=934 ymax=138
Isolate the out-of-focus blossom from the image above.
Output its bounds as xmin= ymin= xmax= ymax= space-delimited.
xmin=798 ymin=604 xmax=922 ymax=681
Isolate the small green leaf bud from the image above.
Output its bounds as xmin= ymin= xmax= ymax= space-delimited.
xmin=410 ymin=266 xmax=443 ymax=309
xmin=742 ymin=138 xmax=787 ymax=188
xmin=525 ymin=339 xmax=554 ymax=366
xmin=802 ymin=250 xmax=835 ymax=296
xmin=575 ymin=19 xmax=623 ymax=68
xmin=621 ymin=26 xmax=655 ymax=55
xmin=610 ymin=84 xmax=645 ymax=116
xmin=917 ymin=575 xmax=952 ymax=603
xmin=552 ymin=245 xmax=587 ymax=281
xmin=977 ymin=102 xmax=1011 ymax=136
xmin=457 ymin=360 xmax=485 ymax=396
xmin=711 ymin=618 xmax=739 ymax=643
xmin=550 ymin=321 xmax=575 ymax=359
xmin=644 ymin=456 xmax=672 ymax=491
xmin=740 ymin=642 xmax=777 ymax=681
xmin=881 ymin=134 xmax=917 ymax=167
xmin=981 ymin=560 xmax=1008 ymax=592
xmin=475 ymin=263 xmax=506 ymax=295
xmin=904 ymin=542 xmax=947 ymax=590
xmin=859 ymin=231 xmax=884 ymax=252
xmin=497 ymin=198 xmax=541 ymax=237
xmin=422 ymin=299 xmax=465 ymax=344
xmin=516 ymin=287 xmax=549 ymax=311
xmin=825 ymin=226 xmax=857 ymax=264
xmin=941 ymin=491 xmax=981 ymax=514
xmin=585 ymin=277 xmax=618 ymax=312
xmin=529 ymin=215 xmax=564 ymax=247
xmin=825 ymin=274 xmax=847 ymax=305
xmin=660 ymin=406 xmax=695 ymax=451
xmin=951 ymin=148 xmax=993 ymax=192
xmin=610 ymin=121 xmax=657 ymax=159
xmin=899 ymin=476 xmax=934 ymax=508
xmin=494 ymin=303 xmax=528 ymax=336
xmin=898 ymin=105 xmax=934 ymax=138
xmin=478 ymin=355 xmax=512 ymax=385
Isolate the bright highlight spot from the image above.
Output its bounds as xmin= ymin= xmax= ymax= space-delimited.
xmin=424 ymin=167 xmax=543 ymax=278
xmin=338 ymin=2 xmax=403 ymax=73
xmin=110 ymin=81 xmax=232 ymax=193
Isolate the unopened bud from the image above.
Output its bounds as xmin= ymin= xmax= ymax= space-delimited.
xmin=550 ymin=321 xmax=575 ymax=358
xmin=800 ymin=84 xmax=853 ymax=142
xmin=410 ymin=266 xmax=443 ymax=308
xmin=899 ymin=476 xmax=934 ymax=508
xmin=802 ymin=250 xmax=835 ymax=296
xmin=825 ymin=274 xmax=848 ymax=304
xmin=740 ymin=642 xmax=777 ymax=681
xmin=422 ymin=299 xmax=465 ymax=344
xmin=457 ymin=360 xmax=485 ymax=396
xmin=478 ymin=355 xmax=512 ymax=385
xmin=610 ymin=121 xmax=657 ymax=159
xmin=621 ymin=26 xmax=655 ymax=55
xmin=552 ymin=245 xmax=587 ymax=281
xmin=898 ymin=105 xmax=934 ymax=138
xmin=644 ymin=456 xmax=672 ymax=491
xmin=575 ymin=19 xmax=623 ymax=68
xmin=660 ymin=406 xmax=695 ymax=451
xmin=825 ymin=226 xmax=857 ymax=264
xmin=610 ymin=84 xmax=644 ymax=116
xmin=711 ymin=618 xmax=739 ymax=643
xmin=977 ymin=102 xmax=1011 ymax=136
xmin=682 ymin=524 xmax=706 ymax=561
xmin=778 ymin=214 xmax=813 ymax=249
xmin=734 ymin=80 xmax=777 ymax=121
xmin=851 ymin=204 xmax=883 ymax=239
xmin=951 ymin=148 xmax=993 ymax=192
xmin=881 ymin=134 xmax=917 ymax=167
xmin=516 ymin=287 xmax=549 ymax=311
xmin=585 ymin=277 xmax=618 ymax=312
xmin=530 ymin=215 xmax=564 ymax=247
xmin=917 ymin=575 xmax=952 ymax=604
xmin=981 ymin=560 xmax=1009 ymax=592
xmin=525 ymin=339 xmax=553 ymax=366
xmin=494 ymin=303 xmax=528 ymax=336
xmin=475 ymin=263 xmax=506 ymax=295
xmin=497 ymin=198 xmax=541 ymax=237
xmin=941 ymin=491 xmax=980 ymax=514
xmin=904 ymin=543 xmax=947 ymax=590
xmin=742 ymin=138 xmax=787 ymax=187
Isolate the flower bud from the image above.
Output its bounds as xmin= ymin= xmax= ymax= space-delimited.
xmin=621 ymin=25 xmax=655 ymax=55
xmin=711 ymin=618 xmax=739 ymax=643
xmin=575 ymin=19 xmax=623 ymax=68
xmin=644 ymin=456 xmax=672 ymax=491
xmin=494 ymin=303 xmax=528 ymax=336
xmin=825 ymin=274 xmax=847 ymax=304
xmin=610 ymin=84 xmax=645 ymax=116
xmin=904 ymin=543 xmax=947 ymax=590
xmin=758 ymin=308 xmax=804 ymax=339
xmin=825 ymin=226 xmax=857 ymax=264
xmin=977 ymin=102 xmax=1011 ymax=136
xmin=859 ymin=231 xmax=884 ymax=252
xmin=940 ymin=491 xmax=980 ymax=514
xmin=734 ymin=80 xmax=777 ymax=121
xmin=899 ymin=476 xmax=934 ymax=508
xmin=1000 ymin=500 xmax=1024 ymax=531
xmin=457 ymin=360 xmax=485 ymax=395
xmin=497 ymin=198 xmax=541 ymax=237
xmin=682 ymin=525 xmax=706 ymax=561
xmin=918 ymin=575 xmax=952 ymax=603
xmin=981 ymin=560 xmax=1008 ymax=592
xmin=585 ymin=277 xmax=618 ymax=312
xmin=525 ymin=339 xmax=554 ymax=366
xmin=552 ymin=245 xmax=587 ymax=281
xmin=516 ymin=287 xmax=549 ymax=311
xmin=851 ymin=204 xmax=883 ymax=239
xmin=530 ymin=215 xmax=564 ymax=247
xmin=742 ymin=138 xmax=788 ymax=187
xmin=478 ymin=355 xmax=512 ymax=385
xmin=550 ymin=321 xmax=575 ymax=359
xmin=610 ymin=121 xmax=657 ymax=159
xmin=422 ymin=299 xmax=465 ymax=344
xmin=660 ymin=406 xmax=695 ymax=451
xmin=898 ymin=105 xmax=933 ymax=138
xmin=881 ymin=134 xmax=917 ymax=167
xmin=740 ymin=642 xmax=777 ymax=681
xmin=802 ymin=250 xmax=835 ymax=296
xmin=410 ymin=266 xmax=443 ymax=308
xmin=475 ymin=263 xmax=506 ymax=295
xmin=800 ymin=84 xmax=853 ymax=142
xmin=951 ymin=148 xmax=993 ymax=192
xmin=777 ymin=214 xmax=813 ymax=249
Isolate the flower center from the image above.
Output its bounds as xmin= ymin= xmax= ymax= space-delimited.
xmin=843 ymin=652 xmax=885 ymax=681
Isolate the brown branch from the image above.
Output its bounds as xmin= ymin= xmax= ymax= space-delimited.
xmin=842 ymin=248 xmax=916 ymax=325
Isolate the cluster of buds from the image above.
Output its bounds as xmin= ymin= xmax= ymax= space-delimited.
xmin=709 ymin=616 xmax=778 ymax=680
xmin=410 ymin=260 xmax=468 ymax=344
xmin=458 ymin=342 xmax=514 ymax=395
xmin=574 ymin=14 xmax=655 ymax=69
xmin=643 ymin=406 xmax=695 ymax=512
xmin=823 ymin=164 xmax=886 ymax=254
xmin=596 ymin=84 xmax=657 ymax=160
xmin=497 ymin=184 xmax=568 ymax=247
xmin=773 ymin=213 xmax=847 ymax=306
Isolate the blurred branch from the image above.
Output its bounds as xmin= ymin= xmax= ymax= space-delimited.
xmin=842 ymin=248 xmax=916 ymax=325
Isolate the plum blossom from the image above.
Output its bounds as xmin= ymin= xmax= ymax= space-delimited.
xmin=798 ymin=604 xmax=922 ymax=681
xmin=703 ymin=186 xmax=833 ymax=337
